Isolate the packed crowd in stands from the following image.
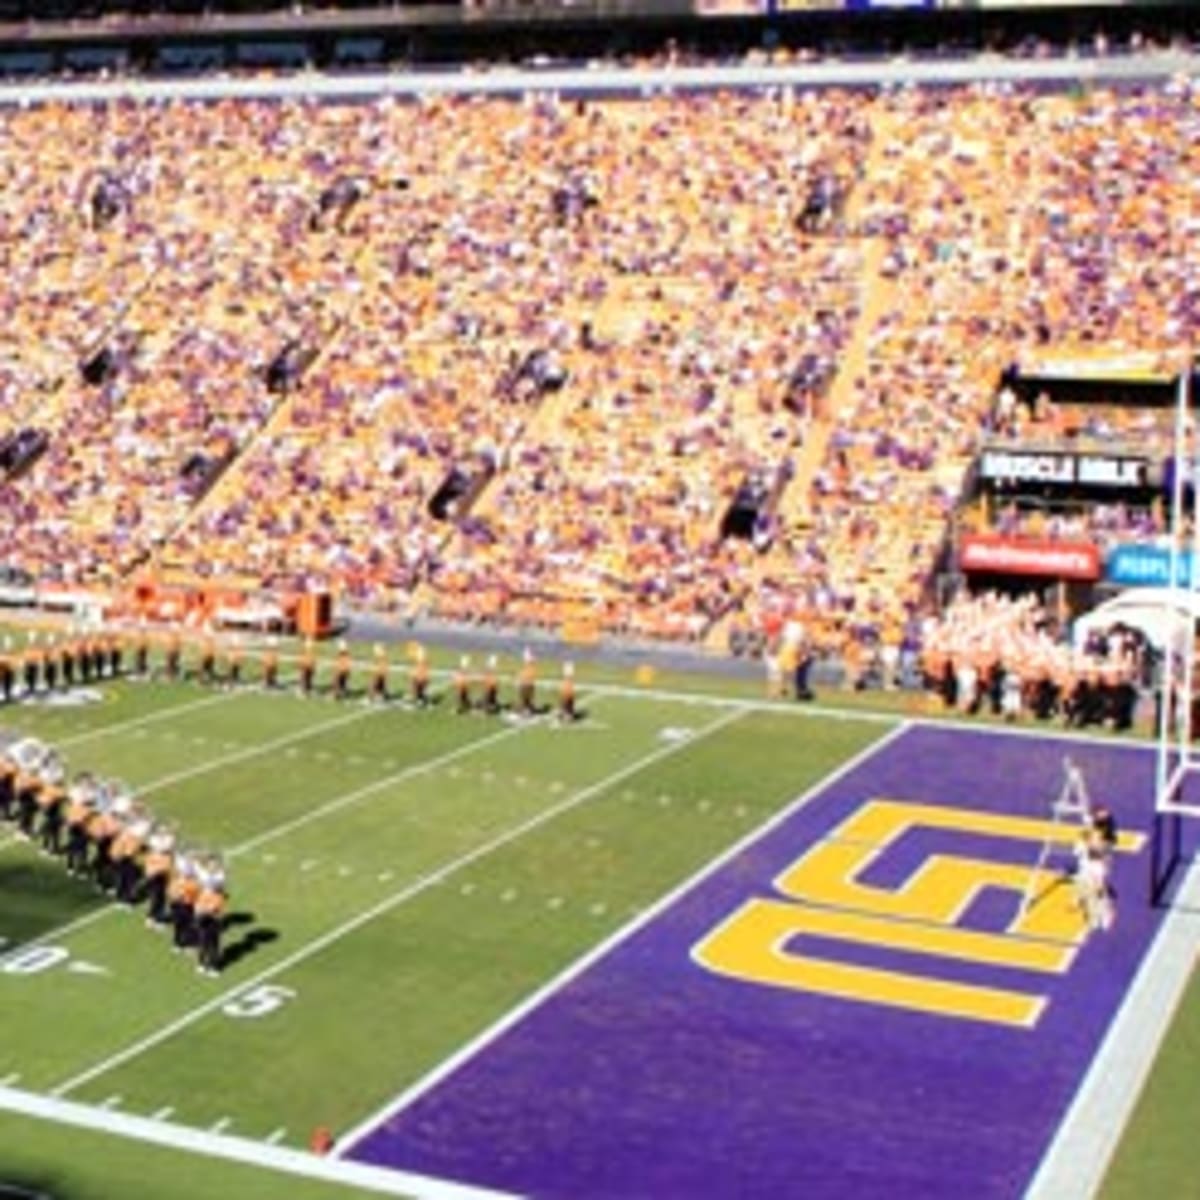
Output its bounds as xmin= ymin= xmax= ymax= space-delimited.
xmin=0 ymin=79 xmax=1194 ymax=654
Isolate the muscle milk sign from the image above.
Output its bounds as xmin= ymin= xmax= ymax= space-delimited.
xmin=979 ymin=449 xmax=1146 ymax=489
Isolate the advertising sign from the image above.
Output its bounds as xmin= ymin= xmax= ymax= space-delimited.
xmin=959 ymin=535 xmax=1100 ymax=579
xmin=1105 ymin=543 xmax=1194 ymax=589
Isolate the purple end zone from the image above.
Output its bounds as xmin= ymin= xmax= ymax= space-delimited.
xmin=348 ymin=726 xmax=1167 ymax=1199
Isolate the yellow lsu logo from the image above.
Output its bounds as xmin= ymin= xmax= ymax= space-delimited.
xmin=691 ymin=800 xmax=1143 ymax=1028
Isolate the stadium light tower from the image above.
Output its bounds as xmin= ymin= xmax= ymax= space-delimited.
xmin=1152 ymin=361 xmax=1198 ymax=903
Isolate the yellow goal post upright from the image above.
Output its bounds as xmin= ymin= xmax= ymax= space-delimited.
xmin=1153 ymin=364 xmax=1199 ymax=907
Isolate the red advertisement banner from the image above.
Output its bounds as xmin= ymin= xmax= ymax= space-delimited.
xmin=959 ymin=535 xmax=1100 ymax=580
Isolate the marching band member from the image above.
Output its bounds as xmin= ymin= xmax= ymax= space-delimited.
xmin=87 ymin=784 xmax=121 ymax=893
xmin=36 ymin=752 xmax=67 ymax=857
xmin=482 ymin=655 xmax=500 ymax=715
xmin=107 ymin=630 xmax=123 ymax=679
xmin=0 ymin=746 xmax=16 ymax=821
xmin=165 ymin=626 xmax=183 ymax=681
xmin=299 ymin=638 xmax=316 ymax=697
xmin=455 ymin=655 xmax=473 ymax=715
xmin=194 ymin=856 xmax=228 ymax=976
xmin=411 ymin=645 xmax=430 ymax=707
xmin=89 ymin=632 xmax=106 ymax=681
xmin=199 ymin=628 xmax=217 ymax=686
xmin=225 ymin=634 xmax=244 ymax=689
xmin=143 ymin=824 xmax=176 ymax=929
xmin=133 ymin=622 xmax=151 ymax=678
xmin=333 ymin=640 xmax=352 ymax=701
xmin=518 ymin=648 xmax=536 ymax=717
xmin=168 ymin=850 xmax=200 ymax=952
xmin=112 ymin=804 xmax=151 ymax=905
xmin=62 ymin=630 xmax=79 ymax=689
xmin=0 ymin=636 xmax=13 ymax=704
xmin=262 ymin=636 xmax=280 ymax=689
xmin=370 ymin=643 xmax=390 ymax=703
xmin=14 ymin=749 xmax=43 ymax=840
xmin=79 ymin=631 xmax=94 ymax=685
xmin=43 ymin=637 xmax=59 ymax=693
xmin=559 ymin=661 xmax=577 ymax=722
xmin=22 ymin=633 xmax=40 ymax=699
xmin=64 ymin=774 xmax=96 ymax=876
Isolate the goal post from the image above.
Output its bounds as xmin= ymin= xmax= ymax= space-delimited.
xmin=1152 ymin=364 xmax=1200 ymax=905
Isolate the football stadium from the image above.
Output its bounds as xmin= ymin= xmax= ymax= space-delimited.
xmin=0 ymin=1 xmax=1199 ymax=1197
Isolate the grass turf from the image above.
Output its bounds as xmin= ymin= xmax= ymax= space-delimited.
xmin=0 ymin=649 xmax=1192 ymax=1198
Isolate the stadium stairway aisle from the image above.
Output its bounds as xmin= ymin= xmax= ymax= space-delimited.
xmin=776 ymin=240 xmax=892 ymax=530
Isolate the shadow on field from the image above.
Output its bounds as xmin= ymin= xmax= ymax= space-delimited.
xmin=218 ymin=912 xmax=278 ymax=970
xmin=0 ymin=1179 xmax=57 ymax=1200
xmin=0 ymin=859 xmax=105 ymax=947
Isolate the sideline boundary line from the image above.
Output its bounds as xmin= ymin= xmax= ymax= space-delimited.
xmin=1026 ymin=850 xmax=1200 ymax=1199
xmin=333 ymin=718 xmax=910 ymax=1155
xmin=0 ymin=1084 xmax=516 ymax=1200
xmin=50 ymin=706 xmax=745 ymax=1097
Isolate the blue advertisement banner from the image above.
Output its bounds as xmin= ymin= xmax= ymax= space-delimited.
xmin=1106 ymin=543 xmax=1195 ymax=588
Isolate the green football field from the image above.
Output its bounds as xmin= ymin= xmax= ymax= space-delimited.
xmin=0 ymin=644 xmax=1195 ymax=1198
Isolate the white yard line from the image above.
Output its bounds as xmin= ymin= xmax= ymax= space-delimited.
xmin=50 ymin=706 xmax=746 ymax=1098
xmin=333 ymin=720 xmax=910 ymax=1154
xmin=53 ymin=690 xmax=243 ymax=749
xmin=228 ymin=720 xmax=533 ymax=859
xmin=0 ymin=1085 xmax=517 ymax=1200
xmin=135 ymin=703 xmax=384 ymax=798
xmin=1026 ymin=853 xmax=1200 ymax=1199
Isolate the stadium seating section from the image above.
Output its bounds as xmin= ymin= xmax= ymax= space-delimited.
xmin=0 ymin=85 xmax=1195 ymax=648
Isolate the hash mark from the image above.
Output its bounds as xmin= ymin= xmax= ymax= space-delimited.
xmin=267 ymin=1127 xmax=288 ymax=1145
xmin=500 ymin=889 xmax=517 ymax=903
xmin=300 ymin=860 xmax=319 ymax=872
xmin=152 ymin=1105 xmax=174 ymax=1121
xmin=101 ymin=1095 xmax=123 ymax=1110
xmin=0 ymin=1072 xmax=20 ymax=1086
xmin=590 ymin=903 xmax=608 ymax=917
xmin=377 ymin=871 xmax=394 ymax=883
xmin=210 ymin=1116 xmax=232 ymax=1134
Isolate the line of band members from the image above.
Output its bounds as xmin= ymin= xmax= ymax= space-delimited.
xmin=0 ymin=630 xmax=580 ymax=718
xmin=0 ymin=759 xmax=228 ymax=976
xmin=923 ymin=654 xmax=1139 ymax=730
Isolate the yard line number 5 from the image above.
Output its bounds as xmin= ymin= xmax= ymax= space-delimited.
xmin=222 ymin=985 xmax=297 ymax=1019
